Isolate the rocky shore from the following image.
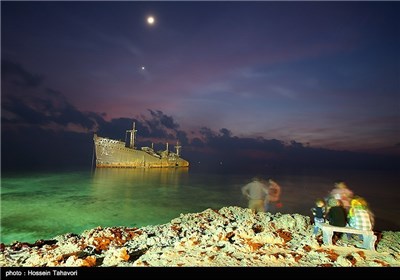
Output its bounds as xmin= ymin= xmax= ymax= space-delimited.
xmin=1 ymin=206 xmax=399 ymax=267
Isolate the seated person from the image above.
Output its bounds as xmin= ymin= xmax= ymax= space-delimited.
xmin=326 ymin=197 xmax=347 ymax=227
xmin=347 ymin=196 xmax=374 ymax=240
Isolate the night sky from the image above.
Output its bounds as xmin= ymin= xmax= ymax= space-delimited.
xmin=1 ymin=1 xmax=399 ymax=172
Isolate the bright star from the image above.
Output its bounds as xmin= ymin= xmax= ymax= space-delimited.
xmin=147 ymin=16 xmax=155 ymax=25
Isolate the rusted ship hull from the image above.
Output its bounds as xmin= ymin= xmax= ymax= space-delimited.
xmin=93 ymin=134 xmax=189 ymax=168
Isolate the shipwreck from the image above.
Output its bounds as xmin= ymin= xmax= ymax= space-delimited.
xmin=93 ymin=122 xmax=189 ymax=168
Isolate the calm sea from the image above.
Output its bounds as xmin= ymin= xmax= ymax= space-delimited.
xmin=1 ymin=167 xmax=399 ymax=245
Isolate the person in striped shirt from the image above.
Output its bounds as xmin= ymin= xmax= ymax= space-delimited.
xmin=348 ymin=196 xmax=374 ymax=230
xmin=346 ymin=196 xmax=374 ymax=240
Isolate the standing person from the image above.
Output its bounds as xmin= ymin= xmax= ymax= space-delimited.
xmin=329 ymin=181 xmax=354 ymax=213
xmin=265 ymin=179 xmax=282 ymax=212
xmin=241 ymin=176 xmax=269 ymax=213
xmin=311 ymin=198 xmax=326 ymax=236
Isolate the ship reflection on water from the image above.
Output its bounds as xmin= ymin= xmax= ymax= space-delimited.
xmin=92 ymin=167 xmax=190 ymax=189
xmin=90 ymin=167 xmax=191 ymax=216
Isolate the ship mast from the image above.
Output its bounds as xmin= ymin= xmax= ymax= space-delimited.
xmin=126 ymin=121 xmax=137 ymax=149
xmin=175 ymin=141 xmax=181 ymax=156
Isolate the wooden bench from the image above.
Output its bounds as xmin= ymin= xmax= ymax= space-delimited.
xmin=316 ymin=223 xmax=377 ymax=251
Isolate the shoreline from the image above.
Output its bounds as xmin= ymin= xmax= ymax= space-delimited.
xmin=1 ymin=206 xmax=399 ymax=267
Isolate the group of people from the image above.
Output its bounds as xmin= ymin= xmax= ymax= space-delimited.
xmin=311 ymin=181 xmax=375 ymax=238
xmin=241 ymin=177 xmax=375 ymax=240
xmin=241 ymin=176 xmax=282 ymax=214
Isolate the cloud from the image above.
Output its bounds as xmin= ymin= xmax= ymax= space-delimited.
xmin=1 ymin=59 xmax=98 ymax=133
xmin=1 ymin=59 xmax=43 ymax=88
xmin=2 ymin=60 xmax=398 ymax=172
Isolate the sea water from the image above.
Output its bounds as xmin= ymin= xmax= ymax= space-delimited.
xmin=1 ymin=167 xmax=399 ymax=245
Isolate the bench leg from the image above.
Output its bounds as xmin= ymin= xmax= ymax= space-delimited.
xmin=362 ymin=234 xmax=377 ymax=251
xmin=322 ymin=229 xmax=334 ymax=246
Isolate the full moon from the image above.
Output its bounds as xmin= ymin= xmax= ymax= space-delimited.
xmin=147 ymin=16 xmax=155 ymax=25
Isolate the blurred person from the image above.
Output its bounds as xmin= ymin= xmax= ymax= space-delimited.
xmin=325 ymin=197 xmax=347 ymax=240
xmin=311 ymin=198 xmax=326 ymax=236
xmin=346 ymin=196 xmax=374 ymax=240
xmin=264 ymin=178 xmax=283 ymax=212
xmin=326 ymin=197 xmax=347 ymax=227
xmin=241 ymin=176 xmax=269 ymax=213
xmin=328 ymin=181 xmax=354 ymax=213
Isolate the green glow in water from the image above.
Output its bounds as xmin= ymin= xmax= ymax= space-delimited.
xmin=1 ymin=168 xmax=241 ymax=244
xmin=1 ymin=168 xmax=399 ymax=244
